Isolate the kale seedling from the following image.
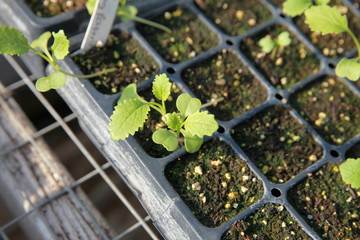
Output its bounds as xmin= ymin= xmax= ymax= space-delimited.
xmin=282 ymin=0 xmax=329 ymax=17
xmin=108 ymin=73 xmax=219 ymax=153
xmin=305 ymin=5 xmax=360 ymax=81
xmin=258 ymin=31 xmax=291 ymax=59
xmin=340 ymin=158 xmax=360 ymax=189
xmin=86 ymin=0 xmax=171 ymax=33
xmin=0 ymin=25 xmax=116 ymax=92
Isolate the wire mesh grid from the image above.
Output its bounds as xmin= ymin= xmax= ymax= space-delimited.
xmin=0 ymin=55 xmax=162 ymax=240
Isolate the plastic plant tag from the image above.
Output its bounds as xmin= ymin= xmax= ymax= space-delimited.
xmin=80 ymin=0 xmax=119 ymax=52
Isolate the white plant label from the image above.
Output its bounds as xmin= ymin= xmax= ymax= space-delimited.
xmin=81 ymin=0 xmax=119 ymax=51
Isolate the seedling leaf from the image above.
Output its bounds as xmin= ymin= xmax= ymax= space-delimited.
xmin=109 ymin=99 xmax=150 ymax=140
xmin=304 ymin=5 xmax=349 ymax=34
xmin=258 ymin=37 xmax=275 ymax=54
xmin=176 ymin=93 xmax=201 ymax=117
xmin=30 ymin=31 xmax=51 ymax=54
xmin=181 ymin=130 xmax=203 ymax=153
xmin=339 ymin=158 xmax=360 ymax=188
xmin=152 ymin=129 xmax=178 ymax=151
xmin=314 ymin=0 xmax=330 ymax=5
xmin=0 ymin=25 xmax=30 ymax=55
xmin=118 ymin=83 xmax=143 ymax=104
xmin=184 ymin=111 xmax=218 ymax=137
xmin=277 ymin=31 xmax=291 ymax=47
xmin=35 ymin=72 xmax=66 ymax=92
xmin=152 ymin=73 xmax=171 ymax=101
xmin=118 ymin=5 xmax=138 ymax=22
xmin=335 ymin=58 xmax=360 ymax=81
xmin=51 ymin=30 xmax=69 ymax=60
xmin=86 ymin=0 xmax=96 ymax=14
xmin=283 ymin=0 xmax=312 ymax=17
xmin=164 ymin=113 xmax=182 ymax=132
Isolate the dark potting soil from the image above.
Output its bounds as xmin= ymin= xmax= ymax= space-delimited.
xmin=231 ymin=105 xmax=323 ymax=183
xmin=72 ymin=32 xmax=159 ymax=94
xmin=194 ymin=0 xmax=272 ymax=36
xmin=181 ymin=49 xmax=267 ymax=121
xmin=288 ymin=163 xmax=360 ymax=239
xmin=165 ymin=139 xmax=264 ymax=227
xmin=346 ymin=142 xmax=360 ymax=158
xmin=240 ymin=25 xmax=319 ymax=89
xmin=222 ymin=203 xmax=311 ymax=240
xmin=137 ymin=6 xmax=218 ymax=63
xmin=290 ymin=77 xmax=360 ymax=145
xmin=134 ymin=83 xmax=183 ymax=158
xmin=270 ymin=0 xmax=360 ymax=59
xmin=24 ymin=0 xmax=87 ymax=17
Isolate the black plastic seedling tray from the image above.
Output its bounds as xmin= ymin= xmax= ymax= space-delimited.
xmin=45 ymin=0 xmax=360 ymax=239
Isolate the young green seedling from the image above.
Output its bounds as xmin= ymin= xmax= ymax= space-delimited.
xmin=0 ymin=25 xmax=116 ymax=92
xmin=282 ymin=0 xmax=329 ymax=17
xmin=305 ymin=5 xmax=360 ymax=81
xmin=339 ymin=158 xmax=360 ymax=189
xmin=86 ymin=0 xmax=171 ymax=33
xmin=108 ymin=73 xmax=219 ymax=153
xmin=258 ymin=31 xmax=291 ymax=59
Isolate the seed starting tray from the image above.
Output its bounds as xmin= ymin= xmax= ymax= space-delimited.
xmin=40 ymin=0 xmax=360 ymax=239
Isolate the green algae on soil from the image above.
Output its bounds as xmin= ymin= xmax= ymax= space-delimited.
xmin=165 ymin=139 xmax=264 ymax=227
xmin=195 ymin=0 xmax=272 ymax=36
xmin=240 ymin=25 xmax=319 ymax=89
xmin=232 ymin=105 xmax=323 ymax=183
xmin=290 ymin=77 xmax=360 ymax=145
xmin=72 ymin=32 xmax=159 ymax=94
xmin=137 ymin=6 xmax=218 ymax=63
xmin=181 ymin=49 xmax=267 ymax=121
xmin=222 ymin=203 xmax=311 ymax=240
xmin=288 ymin=162 xmax=360 ymax=240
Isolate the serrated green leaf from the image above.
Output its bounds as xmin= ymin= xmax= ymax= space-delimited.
xmin=0 ymin=25 xmax=30 ymax=55
xmin=109 ymin=99 xmax=150 ymax=140
xmin=152 ymin=129 xmax=178 ymax=151
xmin=152 ymin=73 xmax=171 ymax=101
xmin=277 ymin=31 xmax=291 ymax=47
xmin=51 ymin=30 xmax=69 ymax=60
xmin=118 ymin=5 xmax=138 ymax=22
xmin=340 ymin=158 xmax=360 ymax=188
xmin=85 ymin=0 xmax=96 ymax=14
xmin=181 ymin=129 xmax=203 ymax=153
xmin=164 ymin=112 xmax=182 ymax=132
xmin=335 ymin=58 xmax=360 ymax=81
xmin=176 ymin=93 xmax=201 ymax=117
xmin=314 ymin=0 xmax=330 ymax=5
xmin=283 ymin=0 xmax=312 ymax=17
xmin=304 ymin=5 xmax=349 ymax=35
xmin=35 ymin=72 xmax=66 ymax=92
xmin=184 ymin=111 xmax=218 ymax=137
xmin=118 ymin=83 xmax=143 ymax=104
xmin=258 ymin=37 xmax=275 ymax=54
xmin=30 ymin=31 xmax=51 ymax=55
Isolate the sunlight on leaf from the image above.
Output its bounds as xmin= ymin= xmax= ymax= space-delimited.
xmin=335 ymin=58 xmax=360 ymax=81
xmin=277 ymin=31 xmax=291 ymax=47
xmin=283 ymin=0 xmax=312 ymax=17
xmin=118 ymin=5 xmax=138 ymax=22
xmin=152 ymin=73 xmax=171 ymax=102
xmin=35 ymin=72 xmax=66 ymax=92
xmin=176 ymin=93 xmax=201 ymax=117
xmin=0 ymin=25 xmax=30 ymax=55
xmin=340 ymin=158 xmax=360 ymax=188
xmin=258 ymin=37 xmax=275 ymax=54
xmin=30 ymin=31 xmax=51 ymax=55
xmin=184 ymin=111 xmax=218 ymax=137
xmin=181 ymin=129 xmax=203 ymax=153
xmin=51 ymin=30 xmax=70 ymax=60
xmin=152 ymin=129 xmax=178 ymax=151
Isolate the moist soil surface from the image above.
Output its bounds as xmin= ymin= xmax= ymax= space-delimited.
xmin=165 ymin=139 xmax=264 ymax=227
xmin=222 ymin=203 xmax=311 ymax=240
xmin=194 ymin=0 xmax=272 ymax=36
xmin=134 ymin=83 xmax=182 ymax=158
xmin=231 ymin=105 xmax=323 ymax=183
xmin=290 ymin=77 xmax=360 ymax=145
xmin=72 ymin=32 xmax=159 ymax=94
xmin=288 ymin=162 xmax=360 ymax=239
xmin=181 ymin=49 xmax=267 ymax=121
xmin=137 ymin=6 xmax=218 ymax=63
xmin=24 ymin=0 xmax=87 ymax=17
xmin=271 ymin=0 xmax=360 ymax=59
xmin=240 ymin=25 xmax=319 ymax=89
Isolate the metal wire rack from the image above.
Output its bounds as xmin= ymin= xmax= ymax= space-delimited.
xmin=0 ymin=55 xmax=162 ymax=240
